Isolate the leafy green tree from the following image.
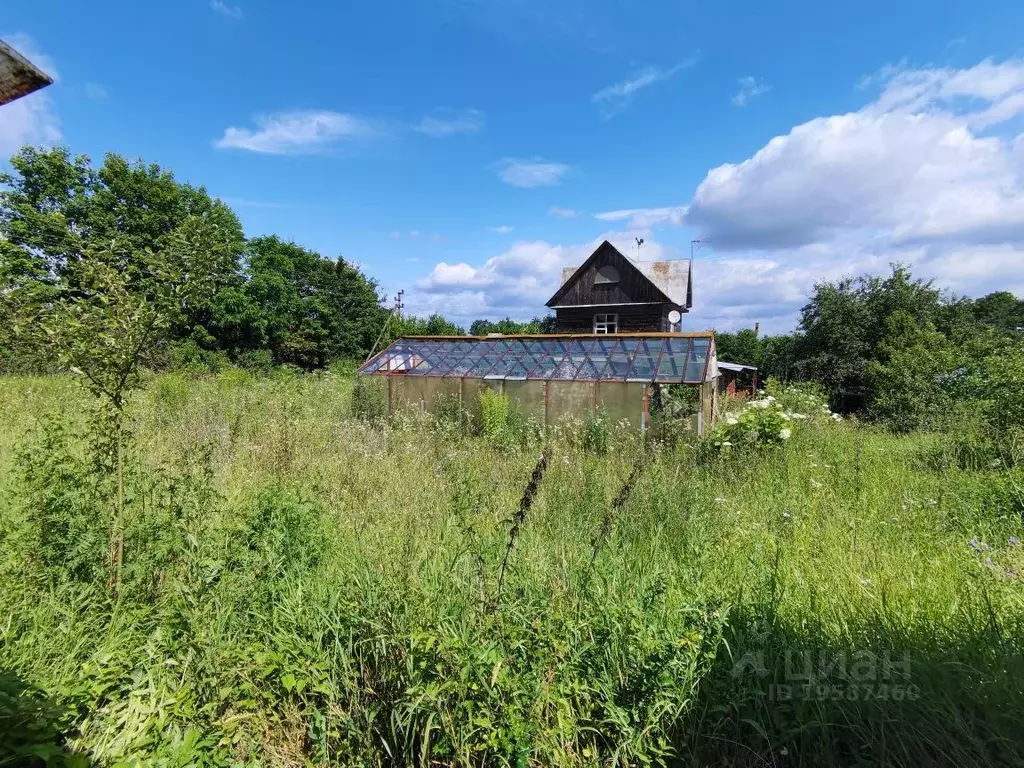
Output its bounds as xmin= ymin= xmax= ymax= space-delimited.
xmin=229 ymin=236 xmax=388 ymax=369
xmin=795 ymin=265 xmax=948 ymax=408
xmin=759 ymin=334 xmax=799 ymax=382
xmin=0 ymin=146 xmax=245 ymax=342
xmin=795 ymin=276 xmax=874 ymax=403
xmin=973 ymin=291 xmax=1024 ymax=335
xmin=400 ymin=314 xmax=465 ymax=337
xmin=469 ymin=316 xmax=555 ymax=335
xmin=867 ymin=311 xmax=959 ymax=432
xmin=714 ymin=329 xmax=762 ymax=366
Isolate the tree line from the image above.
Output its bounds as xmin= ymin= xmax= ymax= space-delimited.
xmin=715 ymin=267 xmax=1023 ymax=430
xmin=2 ymin=145 xmax=1022 ymax=432
xmin=0 ymin=147 xmax=557 ymax=375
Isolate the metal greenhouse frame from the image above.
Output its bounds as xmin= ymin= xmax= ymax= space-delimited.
xmin=358 ymin=332 xmax=719 ymax=433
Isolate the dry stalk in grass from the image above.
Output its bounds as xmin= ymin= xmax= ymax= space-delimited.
xmin=495 ymin=448 xmax=550 ymax=607
xmin=586 ymin=452 xmax=649 ymax=576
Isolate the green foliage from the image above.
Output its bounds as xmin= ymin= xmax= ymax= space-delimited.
xmin=713 ymin=328 xmax=762 ymax=367
xmin=476 ymin=388 xmax=535 ymax=450
xmin=0 ymin=147 xmax=245 ymax=336
xmin=581 ymin=408 xmax=611 ymax=455
xmin=0 ymin=145 xmax=420 ymax=374
xmin=867 ymin=311 xmax=959 ymax=432
xmin=350 ymin=375 xmax=387 ymax=421
xmin=706 ymin=382 xmax=837 ymax=455
xmin=227 ymin=235 xmax=389 ymax=369
xmin=396 ymin=313 xmax=466 ymax=338
xmin=972 ymin=291 xmax=1024 ymax=334
xmin=468 ymin=316 xmax=557 ymax=336
xmin=478 ymin=386 xmax=511 ymax=441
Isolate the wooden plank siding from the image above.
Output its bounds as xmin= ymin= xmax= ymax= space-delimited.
xmin=549 ymin=242 xmax=669 ymax=307
xmin=554 ymin=305 xmax=677 ymax=334
xmin=549 ymin=242 xmax=683 ymax=334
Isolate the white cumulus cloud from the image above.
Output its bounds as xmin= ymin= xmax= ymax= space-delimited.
xmin=688 ymin=58 xmax=1024 ymax=250
xmin=595 ymin=206 xmax=687 ymax=229
xmin=215 ymin=110 xmax=383 ymax=154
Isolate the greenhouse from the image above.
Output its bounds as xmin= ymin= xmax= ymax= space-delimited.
xmin=358 ymin=332 xmax=719 ymax=433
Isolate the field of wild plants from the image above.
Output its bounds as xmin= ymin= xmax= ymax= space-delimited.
xmin=1 ymin=371 xmax=1023 ymax=767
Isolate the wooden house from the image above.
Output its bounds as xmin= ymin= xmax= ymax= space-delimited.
xmin=545 ymin=241 xmax=692 ymax=334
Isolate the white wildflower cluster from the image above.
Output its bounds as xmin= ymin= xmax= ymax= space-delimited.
xmin=707 ymin=383 xmax=841 ymax=454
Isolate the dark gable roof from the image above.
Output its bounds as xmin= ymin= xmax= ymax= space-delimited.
xmin=547 ymin=241 xmax=671 ymax=308
xmin=546 ymin=240 xmax=693 ymax=308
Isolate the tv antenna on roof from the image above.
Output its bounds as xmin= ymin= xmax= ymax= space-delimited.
xmin=635 ymin=237 xmax=645 ymax=259
xmin=691 ymin=238 xmax=709 ymax=260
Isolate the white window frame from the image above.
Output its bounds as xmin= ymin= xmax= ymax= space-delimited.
xmin=594 ymin=313 xmax=618 ymax=334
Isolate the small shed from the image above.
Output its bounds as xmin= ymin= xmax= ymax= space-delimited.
xmin=359 ymin=332 xmax=719 ymax=434
xmin=717 ymin=361 xmax=758 ymax=397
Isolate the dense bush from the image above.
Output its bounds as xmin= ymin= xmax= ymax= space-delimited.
xmin=705 ymin=380 xmax=839 ymax=455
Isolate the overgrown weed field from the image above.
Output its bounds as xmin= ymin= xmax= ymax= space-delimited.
xmin=1 ymin=372 xmax=1022 ymax=767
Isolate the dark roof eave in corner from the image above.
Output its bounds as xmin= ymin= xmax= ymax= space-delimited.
xmin=0 ymin=39 xmax=55 ymax=106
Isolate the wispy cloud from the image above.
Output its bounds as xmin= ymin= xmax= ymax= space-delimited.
xmin=732 ymin=76 xmax=771 ymax=106
xmin=592 ymin=55 xmax=698 ymax=118
xmin=489 ymin=225 xmax=515 ymax=233
xmin=215 ymin=110 xmax=384 ymax=154
xmin=210 ymin=0 xmax=244 ymax=20
xmin=416 ymin=108 xmax=484 ymax=137
xmin=594 ymin=206 xmax=687 ymax=229
xmin=495 ymin=158 xmax=570 ymax=188
xmin=548 ymin=206 xmax=579 ymax=218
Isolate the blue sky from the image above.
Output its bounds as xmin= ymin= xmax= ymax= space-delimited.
xmin=3 ymin=0 xmax=1024 ymax=331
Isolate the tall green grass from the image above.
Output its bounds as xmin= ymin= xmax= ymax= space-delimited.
xmin=0 ymin=372 xmax=1022 ymax=766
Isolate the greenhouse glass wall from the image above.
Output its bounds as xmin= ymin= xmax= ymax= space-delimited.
xmin=358 ymin=332 xmax=719 ymax=433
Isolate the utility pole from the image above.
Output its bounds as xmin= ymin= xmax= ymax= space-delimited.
xmin=394 ymin=289 xmax=404 ymax=320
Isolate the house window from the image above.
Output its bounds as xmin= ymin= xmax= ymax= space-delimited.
xmin=594 ymin=313 xmax=618 ymax=334
xmin=594 ymin=265 xmax=620 ymax=284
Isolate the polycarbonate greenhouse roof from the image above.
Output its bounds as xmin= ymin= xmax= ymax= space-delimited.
xmin=359 ymin=333 xmax=716 ymax=383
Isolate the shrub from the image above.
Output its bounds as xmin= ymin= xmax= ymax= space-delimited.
xmin=167 ymin=339 xmax=233 ymax=374
xmin=350 ymin=376 xmax=387 ymax=421
xmin=433 ymin=392 xmax=471 ymax=435
xmin=582 ymin=408 xmax=611 ymax=455
xmin=476 ymin=388 xmax=537 ymax=450
xmin=234 ymin=348 xmax=274 ymax=374
xmin=706 ymin=383 xmax=839 ymax=455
